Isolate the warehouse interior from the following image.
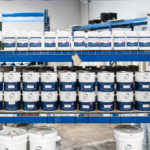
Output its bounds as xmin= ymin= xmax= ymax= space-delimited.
xmin=0 ymin=0 xmax=150 ymax=150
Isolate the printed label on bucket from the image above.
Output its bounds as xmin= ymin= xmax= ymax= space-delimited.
xmin=124 ymin=105 xmax=130 ymax=108
xmin=83 ymin=105 xmax=89 ymax=109
xmin=143 ymin=104 xmax=150 ymax=108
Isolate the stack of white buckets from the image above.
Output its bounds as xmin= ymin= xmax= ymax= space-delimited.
xmin=0 ymin=126 xmax=61 ymax=150
xmin=23 ymin=71 xmax=40 ymax=111
xmin=59 ymin=70 xmax=77 ymax=111
xmin=4 ymin=71 xmax=21 ymax=111
xmin=114 ymin=125 xmax=144 ymax=150
xmin=135 ymin=72 xmax=150 ymax=111
xmin=116 ymin=71 xmax=134 ymax=111
xmin=41 ymin=70 xmax=58 ymax=111
xmin=97 ymin=71 xmax=115 ymax=111
xmin=78 ymin=70 xmax=96 ymax=111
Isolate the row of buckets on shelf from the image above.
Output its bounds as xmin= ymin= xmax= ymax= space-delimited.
xmin=0 ymin=65 xmax=150 ymax=111
xmin=0 ymin=124 xmax=145 ymax=150
xmin=1 ymin=30 xmax=150 ymax=50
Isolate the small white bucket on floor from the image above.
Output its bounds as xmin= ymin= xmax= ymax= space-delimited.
xmin=114 ymin=125 xmax=144 ymax=150
xmin=29 ymin=127 xmax=61 ymax=150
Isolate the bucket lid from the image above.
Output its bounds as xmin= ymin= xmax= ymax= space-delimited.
xmin=29 ymin=127 xmax=58 ymax=139
xmin=0 ymin=128 xmax=27 ymax=141
xmin=115 ymin=125 xmax=143 ymax=134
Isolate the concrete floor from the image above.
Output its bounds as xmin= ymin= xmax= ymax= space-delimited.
xmin=53 ymin=124 xmax=116 ymax=150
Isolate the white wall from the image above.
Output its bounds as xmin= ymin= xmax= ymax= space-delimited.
xmin=0 ymin=0 xmax=81 ymax=32
xmin=81 ymin=0 xmax=150 ymax=25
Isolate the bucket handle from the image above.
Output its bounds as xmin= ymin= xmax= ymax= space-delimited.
xmin=54 ymin=136 xmax=61 ymax=142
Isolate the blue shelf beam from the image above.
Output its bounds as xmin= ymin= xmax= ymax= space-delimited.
xmin=72 ymin=17 xmax=147 ymax=32
xmin=0 ymin=112 xmax=150 ymax=123
xmin=0 ymin=51 xmax=150 ymax=62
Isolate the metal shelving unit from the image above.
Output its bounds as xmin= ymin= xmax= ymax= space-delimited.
xmin=0 ymin=50 xmax=150 ymax=62
xmin=0 ymin=50 xmax=149 ymax=123
xmin=72 ymin=17 xmax=147 ymax=32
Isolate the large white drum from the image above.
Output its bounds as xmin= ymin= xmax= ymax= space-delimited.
xmin=41 ymin=72 xmax=57 ymax=82
xmin=29 ymin=127 xmax=61 ymax=150
xmin=0 ymin=128 xmax=27 ymax=150
xmin=114 ymin=125 xmax=144 ymax=150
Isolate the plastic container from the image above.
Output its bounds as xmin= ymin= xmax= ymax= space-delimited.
xmin=59 ymin=71 xmax=77 ymax=91
xmin=126 ymin=31 xmax=138 ymax=50
xmin=100 ymin=31 xmax=113 ymax=50
xmin=79 ymin=92 xmax=96 ymax=111
xmin=73 ymin=31 xmax=87 ymax=50
xmin=41 ymin=71 xmax=57 ymax=92
xmin=41 ymin=92 xmax=58 ymax=111
xmin=97 ymin=92 xmax=114 ymax=111
xmin=23 ymin=92 xmax=39 ymax=111
xmin=17 ymin=31 xmax=29 ymax=50
xmin=135 ymin=72 xmax=150 ymax=91
xmin=87 ymin=31 xmax=100 ymax=50
xmin=4 ymin=91 xmax=20 ymax=111
xmin=4 ymin=72 xmax=21 ymax=91
xmin=60 ymin=91 xmax=76 ymax=111
xmin=57 ymin=31 xmax=71 ymax=50
xmin=29 ymin=31 xmax=42 ymax=50
xmin=117 ymin=92 xmax=134 ymax=111
xmin=0 ymin=128 xmax=27 ymax=150
xmin=44 ymin=32 xmax=56 ymax=50
xmin=113 ymin=31 xmax=126 ymax=50
xmin=135 ymin=91 xmax=150 ymax=111
xmin=79 ymin=71 xmax=96 ymax=92
xmin=97 ymin=71 xmax=114 ymax=92
xmin=138 ymin=31 xmax=150 ymax=50
xmin=4 ymin=32 xmax=16 ymax=51
xmin=114 ymin=125 xmax=144 ymax=150
xmin=28 ymin=127 xmax=61 ymax=150
xmin=23 ymin=72 xmax=40 ymax=91
xmin=116 ymin=71 xmax=134 ymax=92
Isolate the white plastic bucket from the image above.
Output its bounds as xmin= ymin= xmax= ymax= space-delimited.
xmin=29 ymin=127 xmax=61 ymax=150
xmin=73 ymin=31 xmax=87 ymax=50
xmin=113 ymin=31 xmax=126 ymax=50
xmin=97 ymin=92 xmax=114 ymax=102
xmin=41 ymin=72 xmax=57 ymax=82
xmin=116 ymin=71 xmax=133 ymax=82
xmin=44 ymin=32 xmax=56 ymax=50
xmin=23 ymin=72 xmax=40 ymax=82
xmin=97 ymin=71 xmax=114 ymax=82
xmin=135 ymin=91 xmax=150 ymax=102
xmin=4 ymin=91 xmax=20 ymax=103
xmin=88 ymin=31 xmax=100 ymax=50
xmin=4 ymin=72 xmax=21 ymax=82
xmin=114 ymin=125 xmax=144 ymax=150
xmin=79 ymin=71 xmax=95 ymax=83
xmin=138 ymin=31 xmax=150 ymax=50
xmin=4 ymin=32 xmax=16 ymax=51
xmin=41 ymin=92 xmax=57 ymax=102
xmin=0 ymin=128 xmax=27 ymax=150
xmin=135 ymin=72 xmax=150 ymax=82
xmin=117 ymin=92 xmax=133 ymax=102
xmin=60 ymin=91 xmax=76 ymax=102
xmin=57 ymin=31 xmax=71 ymax=50
xmin=17 ymin=31 xmax=29 ymax=50
xmin=100 ymin=31 xmax=112 ymax=50
xmin=79 ymin=92 xmax=95 ymax=102
xmin=23 ymin=92 xmax=39 ymax=102
xmin=29 ymin=31 xmax=42 ymax=50
xmin=126 ymin=31 xmax=138 ymax=50
xmin=59 ymin=71 xmax=77 ymax=82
